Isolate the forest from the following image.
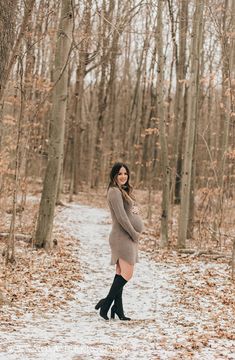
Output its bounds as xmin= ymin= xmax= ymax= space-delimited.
xmin=0 ymin=0 xmax=235 ymax=359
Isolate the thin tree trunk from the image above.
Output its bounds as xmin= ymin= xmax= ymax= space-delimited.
xmin=156 ymin=0 xmax=170 ymax=248
xmin=5 ymin=58 xmax=25 ymax=264
xmin=72 ymin=0 xmax=92 ymax=195
xmin=93 ymin=0 xmax=115 ymax=188
xmin=173 ymin=0 xmax=188 ymax=204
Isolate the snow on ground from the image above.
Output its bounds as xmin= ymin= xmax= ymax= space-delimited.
xmin=0 ymin=203 xmax=235 ymax=359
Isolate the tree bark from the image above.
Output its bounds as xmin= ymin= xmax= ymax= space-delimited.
xmin=34 ymin=0 xmax=73 ymax=249
xmin=93 ymin=0 xmax=115 ymax=188
xmin=178 ymin=0 xmax=204 ymax=248
xmin=0 ymin=0 xmax=18 ymax=94
xmin=156 ymin=0 xmax=170 ymax=248
xmin=212 ymin=0 xmax=234 ymax=244
xmin=172 ymin=0 xmax=188 ymax=204
xmin=0 ymin=0 xmax=35 ymax=103
xmin=72 ymin=0 xmax=92 ymax=195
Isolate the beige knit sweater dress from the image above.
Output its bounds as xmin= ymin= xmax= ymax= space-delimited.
xmin=107 ymin=186 xmax=144 ymax=265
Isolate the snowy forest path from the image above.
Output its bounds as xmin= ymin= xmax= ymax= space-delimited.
xmin=0 ymin=203 xmax=234 ymax=360
xmin=0 ymin=204 xmax=158 ymax=359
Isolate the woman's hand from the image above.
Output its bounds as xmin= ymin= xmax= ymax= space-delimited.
xmin=132 ymin=205 xmax=140 ymax=215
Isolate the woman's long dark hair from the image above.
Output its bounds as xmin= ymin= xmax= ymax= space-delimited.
xmin=107 ymin=162 xmax=135 ymax=202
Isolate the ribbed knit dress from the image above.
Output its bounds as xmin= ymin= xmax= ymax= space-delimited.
xmin=107 ymin=186 xmax=144 ymax=265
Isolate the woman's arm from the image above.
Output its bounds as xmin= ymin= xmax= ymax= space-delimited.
xmin=108 ymin=187 xmax=140 ymax=242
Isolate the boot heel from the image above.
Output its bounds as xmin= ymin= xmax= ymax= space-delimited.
xmin=95 ymin=298 xmax=105 ymax=310
xmin=111 ymin=305 xmax=116 ymax=319
xmin=111 ymin=304 xmax=131 ymax=321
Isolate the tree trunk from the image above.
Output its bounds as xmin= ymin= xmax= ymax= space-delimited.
xmin=156 ymin=0 xmax=170 ymax=248
xmin=72 ymin=0 xmax=92 ymax=195
xmin=0 ymin=0 xmax=18 ymax=95
xmin=34 ymin=0 xmax=73 ymax=249
xmin=93 ymin=0 xmax=115 ymax=188
xmin=212 ymin=0 xmax=234 ymax=244
xmin=0 ymin=0 xmax=18 ymax=155
xmin=0 ymin=0 xmax=35 ymax=103
xmin=172 ymin=0 xmax=188 ymax=204
xmin=178 ymin=0 xmax=204 ymax=248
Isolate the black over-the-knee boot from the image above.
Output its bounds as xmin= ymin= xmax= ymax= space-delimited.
xmin=95 ymin=274 xmax=127 ymax=320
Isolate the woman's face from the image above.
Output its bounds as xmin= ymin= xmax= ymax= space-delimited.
xmin=116 ymin=166 xmax=128 ymax=186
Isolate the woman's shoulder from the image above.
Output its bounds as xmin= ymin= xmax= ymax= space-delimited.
xmin=107 ymin=186 xmax=121 ymax=198
xmin=107 ymin=186 xmax=120 ymax=194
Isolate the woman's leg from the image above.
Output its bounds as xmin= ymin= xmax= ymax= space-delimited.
xmin=116 ymin=259 xmax=121 ymax=275
xmin=95 ymin=258 xmax=133 ymax=320
xmin=111 ymin=258 xmax=133 ymax=320
xmin=97 ymin=274 xmax=128 ymax=320
xmin=118 ymin=258 xmax=134 ymax=281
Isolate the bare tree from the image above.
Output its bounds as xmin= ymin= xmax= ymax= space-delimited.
xmin=156 ymin=0 xmax=170 ymax=247
xmin=178 ymin=0 xmax=204 ymax=248
xmin=169 ymin=0 xmax=188 ymax=204
xmin=34 ymin=0 xmax=73 ymax=249
xmin=69 ymin=0 xmax=92 ymax=199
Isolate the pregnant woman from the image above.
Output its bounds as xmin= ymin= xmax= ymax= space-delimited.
xmin=95 ymin=162 xmax=144 ymax=321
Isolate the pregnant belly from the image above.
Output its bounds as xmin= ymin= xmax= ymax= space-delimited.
xmin=128 ymin=213 xmax=144 ymax=233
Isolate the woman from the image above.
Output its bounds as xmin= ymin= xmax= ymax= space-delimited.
xmin=95 ymin=162 xmax=144 ymax=321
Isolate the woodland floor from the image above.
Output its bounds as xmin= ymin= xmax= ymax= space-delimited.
xmin=0 ymin=191 xmax=235 ymax=359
